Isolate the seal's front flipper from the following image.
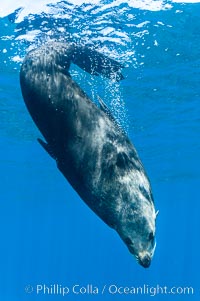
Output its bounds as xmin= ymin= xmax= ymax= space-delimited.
xmin=97 ymin=96 xmax=125 ymax=134
xmin=98 ymin=96 xmax=117 ymax=123
xmin=72 ymin=46 xmax=124 ymax=81
xmin=37 ymin=138 xmax=57 ymax=160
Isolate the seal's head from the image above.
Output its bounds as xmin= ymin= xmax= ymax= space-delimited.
xmin=116 ymin=193 xmax=157 ymax=268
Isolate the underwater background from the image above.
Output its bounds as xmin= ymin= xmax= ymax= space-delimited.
xmin=0 ymin=0 xmax=200 ymax=300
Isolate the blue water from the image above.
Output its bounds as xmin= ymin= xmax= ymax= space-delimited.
xmin=0 ymin=1 xmax=200 ymax=300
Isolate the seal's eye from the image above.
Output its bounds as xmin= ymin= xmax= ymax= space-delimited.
xmin=149 ymin=232 xmax=154 ymax=241
xmin=125 ymin=237 xmax=132 ymax=245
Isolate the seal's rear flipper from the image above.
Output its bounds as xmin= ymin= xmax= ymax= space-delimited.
xmin=72 ymin=46 xmax=124 ymax=81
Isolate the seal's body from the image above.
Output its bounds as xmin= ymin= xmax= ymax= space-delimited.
xmin=20 ymin=42 xmax=157 ymax=268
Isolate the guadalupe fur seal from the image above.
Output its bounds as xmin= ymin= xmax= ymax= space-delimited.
xmin=20 ymin=42 xmax=157 ymax=268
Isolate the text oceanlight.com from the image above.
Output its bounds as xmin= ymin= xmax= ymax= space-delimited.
xmin=25 ymin=283 xmax=194 ymax=297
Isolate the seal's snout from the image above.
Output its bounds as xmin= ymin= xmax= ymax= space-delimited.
xmin=138 ymin=254 xmax=151 ymax=268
